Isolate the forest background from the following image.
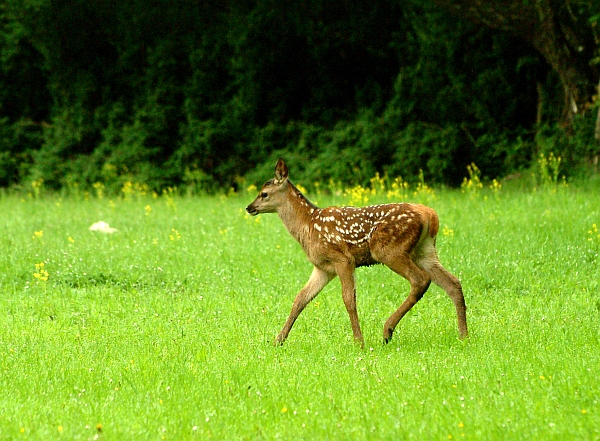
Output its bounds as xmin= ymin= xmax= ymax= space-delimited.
xmin=1 ymin=0 xmax=599 ymax=193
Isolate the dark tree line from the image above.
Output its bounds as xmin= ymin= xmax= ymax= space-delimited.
xmin=0 ymin=0 xmax=598 ymax=192
xmin=435 ymin=0 xmax=599 ymax=122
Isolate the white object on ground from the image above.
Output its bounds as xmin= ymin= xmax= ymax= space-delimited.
xmin=89 ymin=221 xmax=118 ymax=233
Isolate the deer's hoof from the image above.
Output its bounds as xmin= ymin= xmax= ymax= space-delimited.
xmin=383 ymin=329 xmax=394 ymax=344
xmin=273 ymin=335 xmax=286 ymax=346
xmin=354 ymin=338 xmax=365 ymax=349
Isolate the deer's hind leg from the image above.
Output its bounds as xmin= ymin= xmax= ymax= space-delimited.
xmin=415 ymin=241 xmax=468 ymax=340
xmin=423 ymin=261 xmax=468 ymax=339
xmin=377 ymin=253 xmax=432 ymax=343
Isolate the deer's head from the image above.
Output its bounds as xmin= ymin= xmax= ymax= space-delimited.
xmin=246 ymin=158 xmax=290 ymax=216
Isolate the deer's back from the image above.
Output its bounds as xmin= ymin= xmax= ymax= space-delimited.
xmin=310 ymin=203 xmax=430 ymax=267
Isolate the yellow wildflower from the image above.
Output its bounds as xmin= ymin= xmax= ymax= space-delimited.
xmin=296 ymin=183 xmax=308 ymax=195
xmin=490 ymin=179 xmax=502 ymax=193
xmin=589 ymin=224 xmax=599 ymax=243
xmin=93 ymin=182 xmax=105 ymax=199
xmin=33 ymin=262 xmax=49 ymax=282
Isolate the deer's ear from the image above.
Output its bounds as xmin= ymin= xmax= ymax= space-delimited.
xmin=274 ymin=158 xmax=288 ymax=184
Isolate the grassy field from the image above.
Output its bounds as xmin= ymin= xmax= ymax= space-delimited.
xmin=0 ymin=178 xmax=599 ymax=440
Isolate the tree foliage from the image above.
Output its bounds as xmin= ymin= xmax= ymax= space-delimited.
xmin=0 ymin=0 xmax=598 ymax=192
xmin=434 ymin=0 xmax=600 ymax=122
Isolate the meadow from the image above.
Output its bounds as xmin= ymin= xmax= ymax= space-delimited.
xmin=0 ymin=172 xmax=599 ymax=440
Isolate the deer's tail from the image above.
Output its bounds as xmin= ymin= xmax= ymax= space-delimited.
xmin=414 ymin=204 xmax=439 ymax=239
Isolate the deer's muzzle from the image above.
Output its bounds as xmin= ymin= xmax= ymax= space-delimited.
xmin=246 ymin=204 xmax=259 ymax=216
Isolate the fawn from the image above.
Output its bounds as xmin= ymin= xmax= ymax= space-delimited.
xmin=246 ymin=158 xmax=468 ymax=346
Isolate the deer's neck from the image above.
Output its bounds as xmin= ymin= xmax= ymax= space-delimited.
xmin=277 ymin=183 xmax=318 ymax=247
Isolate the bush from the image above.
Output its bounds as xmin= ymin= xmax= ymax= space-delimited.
xmin=535 ymin=112 xmax=599 ymax=179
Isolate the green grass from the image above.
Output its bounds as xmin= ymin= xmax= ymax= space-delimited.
xmin=1 ymin=184 xmax=599 ymax=440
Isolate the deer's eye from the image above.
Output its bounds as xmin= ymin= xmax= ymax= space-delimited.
xmin=260 ymin=192 xmax=268 ymax=199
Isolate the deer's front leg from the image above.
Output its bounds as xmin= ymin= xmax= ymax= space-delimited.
xmin=275 ymin=266 xmax=335 ymax=345
xmin=336 ymin=264 xmax=365 ymax=347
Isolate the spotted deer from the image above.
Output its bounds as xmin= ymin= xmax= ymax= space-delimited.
xmin=246 ymin=158 xmax=468 ymax=346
